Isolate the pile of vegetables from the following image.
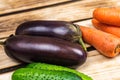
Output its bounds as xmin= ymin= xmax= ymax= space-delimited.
xmin=3 ymin=7 xmax=120 ymax=80
xmin=92 ymin=7 xmax=120 ymax=38
xmin=4 ymin=20 xmax=87 ymax=66
xmin=90 ymin=7 xmax=120 ymax=57
xmin=1 ymin=20 xmax=93 ymax=79
xmin=73 ymin=7 xmax=120 ymax=58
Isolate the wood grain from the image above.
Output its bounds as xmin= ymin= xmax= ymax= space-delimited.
xmin=0 ymin=0 xmax=69 ymax=15
xmin=0 ymin=0 xmax=120 ymax=16
xmin=78 ymin=54 xmax=120 ymax=80
xmin=0 ymin=0 xmax=120 ymax=38
xmin=0 ymin=0 xmax=120 ymax=80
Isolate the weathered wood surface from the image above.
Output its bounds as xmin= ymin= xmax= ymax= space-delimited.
xmin=0 ymin=0 xmax=69 ymax=15
xmin=0 ymin=0 xmax=120 ymax=38
xmin=0 ymin=0 xmax=120 ymax=16
xmin=0 ymin=0 xmax=120 ymax=80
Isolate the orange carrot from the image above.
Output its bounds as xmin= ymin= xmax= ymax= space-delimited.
xmin=92 ymin=19 xmax=120 ymax=38
xmin=79 ymin=26 xmax=120 ymax=57
xmin=93 ymin=7 xmax=120 ymax=26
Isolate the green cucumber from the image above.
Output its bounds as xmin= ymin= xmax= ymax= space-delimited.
xmin=26 ymin=63 xmax=93 ymax=80
xmin=12 ymin=68 xmax=81 ymax=80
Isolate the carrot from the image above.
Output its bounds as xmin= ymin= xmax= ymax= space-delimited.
xmin=79 ymin=26 xmax=120 ymax=57
xmin=93 ymin=7 xmax=120 ymax=26
xmin=92 ymin=19 xmax=120 ymax=38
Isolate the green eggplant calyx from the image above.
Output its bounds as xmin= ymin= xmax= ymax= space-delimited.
xmin=79 ymin=37 xmax=87 ymax=51
xmin=73 ymin=24 xmax=87 ymax=51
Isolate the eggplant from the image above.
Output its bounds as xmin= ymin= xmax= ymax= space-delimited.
xmin=4 ymin=35 xmax=87 ymax=66
xmin=15 ymin=20 xmax=86 ymax=51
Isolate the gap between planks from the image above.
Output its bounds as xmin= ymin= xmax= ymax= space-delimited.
xmin=0 ymin=0 xmax=80 ymax=17
xmin=0 ymin=0 xmax=120 ymax=17
xmin=0 ymin=0 xmax=68 ymax=15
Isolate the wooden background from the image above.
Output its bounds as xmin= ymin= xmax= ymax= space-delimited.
xmin=0 ymin=0 xmax=120 ymax=80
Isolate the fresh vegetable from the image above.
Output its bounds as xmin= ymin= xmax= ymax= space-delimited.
xmin=26 ymin=63 xmax=93 ymax=80
xmin=15 ymin=20 xmax=86 ymax=51
xmin=79 ymin=26 xmax=120 ymax=57
xmin=12 ymin=68 xmax=82 ymax=80
xmin=4 ymin=35 xmax=87 ymax=66
xmin=93 ymin=7 xmax=120 ymax=26
xmin=92 ymin=19 xmax=120 ymax=38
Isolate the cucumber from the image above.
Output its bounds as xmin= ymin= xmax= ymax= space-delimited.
xmin=26 ymin=63 xmax=93 ymax=80
xmin=12 ymin=68 xmax=81 ymax=80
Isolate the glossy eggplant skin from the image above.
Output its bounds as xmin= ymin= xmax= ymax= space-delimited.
xmin=15 ymin=20 xmax=80 ymax=42
xmin=4 ymin=35 xmax=87 ymax=66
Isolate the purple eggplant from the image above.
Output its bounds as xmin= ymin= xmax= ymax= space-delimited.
xmin=15 ymin=20 xmax=86 ymax=51
xmin=4 ymin=35 xmax=87 ymax=66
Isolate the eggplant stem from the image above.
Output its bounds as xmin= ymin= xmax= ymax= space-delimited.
xmin=79 ymin=37 xmax=87 ymax=51
xmin=74 ymin=24 xmax=87 ymax=51
xmin=0 ymin=41 xmax=5 ymax=45
xmin=0 ymin=35 xmax=13 ymax=45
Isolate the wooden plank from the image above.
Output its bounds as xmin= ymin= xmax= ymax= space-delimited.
xmin=0 ymin=0 xmax=120 ymax=38
xmin=0 ymin=0 xmax=120 ymax=16
xmin=0 ymin=72 xmax=13 ymax=80
xmin=0 ymin=0 xmax=69 ymax=15
xmin=78 ymin=54 xmax=120 ymax=80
